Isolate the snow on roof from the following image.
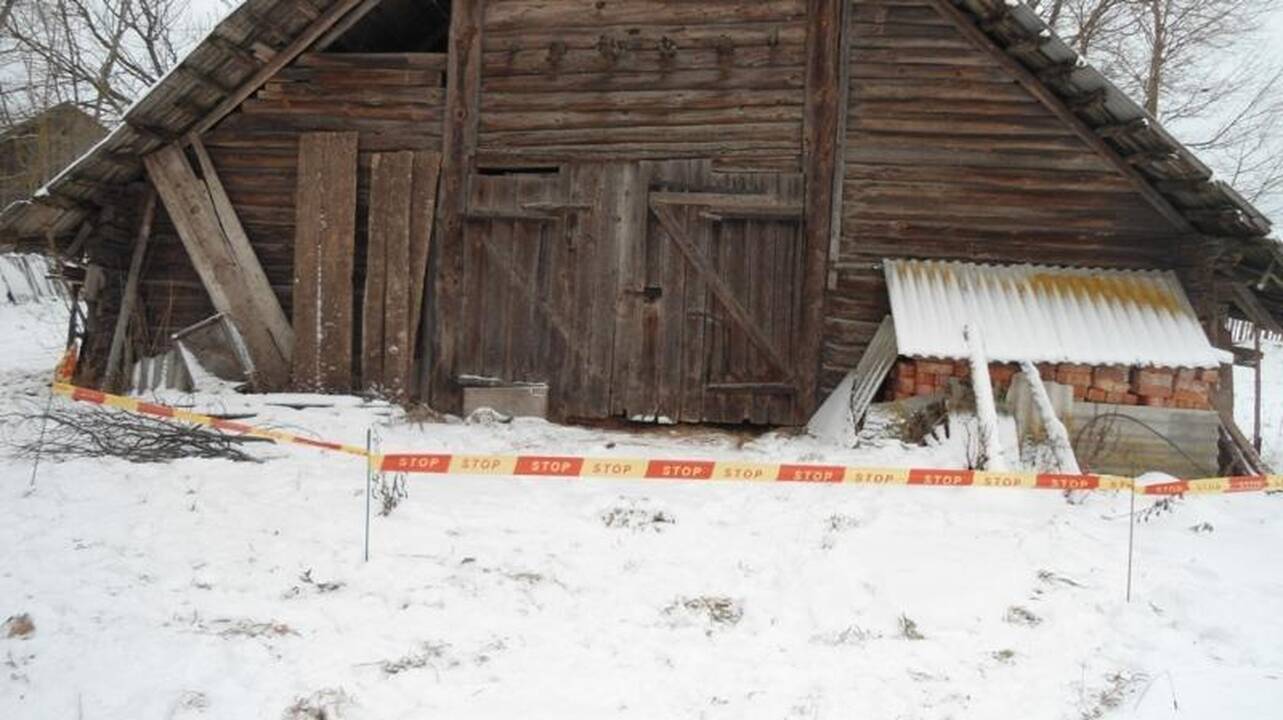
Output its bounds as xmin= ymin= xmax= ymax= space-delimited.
xmin=883 ymin=259 xmax=1232 ymax=369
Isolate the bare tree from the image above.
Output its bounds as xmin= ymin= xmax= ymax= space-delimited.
xmin=1031 ymin=0 xmax=1283 ymax=218
xmin=0 ymin=0 xmax=204 ymax=126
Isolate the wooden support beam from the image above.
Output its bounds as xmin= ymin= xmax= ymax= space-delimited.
xmin=206 ymin=33 xmax=260 ymax=68
xmin=651 ymin=203 xmax=794 ymax=382
xmin=928 ymin=0 xmax=1199 ymax=236
xmin=192 ymin=0 xmax=373 ymax=137
xmin=799 ymin=0 xmax=847 ymax=418
xmin=1229 ymin=282 xmax=1283 ymax=336
xmin=428 ymin=0 xmax=484 ymax=409
xmin=143 ymin=144 xmax=292 ymax=389
xmin=103 ymin=189 xmax=157 ymax=391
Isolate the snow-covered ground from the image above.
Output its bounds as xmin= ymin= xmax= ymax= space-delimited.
xmin=2 ymin=300 xmax=1281 ymax=719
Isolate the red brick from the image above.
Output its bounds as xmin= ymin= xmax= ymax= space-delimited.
xmin=1072 ymin=384 xmax=1086 ymax=400
xmin=1199 ymin=368 xmax=1220 ymax=384
xmin=1104 ymin=392 xmax=1129 ymax=404
xmin=1133 ymin=368 xmax=1174 ymax=398
xmin=1173 ymin=384 xmax=1210 ymax=406
xmin=1142 ymin=396 xmax=1169 ymax=407
xmin=1092 ymin=366 xmax=1131 ymax=393
xmin=989 ymin=364 xmax=1017 ymax=384
xmin=1085 ymin=387 xmax=1108 ymax=402
xmin=1037 ymin=363 xmax=1056 ymax=381
xmin=917 ymin=360 xmax=954 ymax=377
xmin=895 ymin=361 xmax=917 ymax=380
xmin=953 ymin=360 xmax=971 ymax=378
xmin=915 ymin=382 xmax=936 ymax=396
xmin=1122 ymin=393 xmax=1139 ymax=405
xmin=1056 ymin=364 xmax=1093 ymax=388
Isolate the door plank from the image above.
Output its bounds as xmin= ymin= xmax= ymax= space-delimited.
xmin=650 ymin=202 xmax=794 ymax=381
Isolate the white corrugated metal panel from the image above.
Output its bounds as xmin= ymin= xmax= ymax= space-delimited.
xmin=883 ymin=260 xmax=1231 ymax=369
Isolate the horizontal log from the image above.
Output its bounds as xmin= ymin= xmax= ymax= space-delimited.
xmin=483 ymin=22 xmax=807 ymax=53
xmin=482 ymin=66 xmax=805 ymax=93
xmin=483 ymin=88 xmax=802 ymax=112
xmin=480 ymin=104 xmax=801 ymax=132
xmin=482 ymin=45 xmax=806 ymax=77
xmin=484 ymin=0 xmax=805 ymax=30
xmin=294 ymin=52 xmax=448 ymax=69
xmin=479 ymin=121 xmax=801 ymax=148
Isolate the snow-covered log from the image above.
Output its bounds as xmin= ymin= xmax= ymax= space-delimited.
xmin=964 ymin=324 xmax=1007 ymax=471
xmin=1018 ymin=360 xmax=1081 ymax=474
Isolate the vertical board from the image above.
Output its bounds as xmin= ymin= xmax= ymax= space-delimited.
xmin=431 ymin=0 xmax=485 ymax=410
xmin=364 ymin=151 xmax=415 ymax=395
xmin=407 ymin=151 xmax=443 ymax=369
xmin=293 ymin=131 xmax=358 ymax=391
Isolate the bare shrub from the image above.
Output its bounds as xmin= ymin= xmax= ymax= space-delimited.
xmin=372 ymin=472 xmax=408 ymax=517
xmin=282 ymin=688 xmax=351 ymax=720
xmin=1005 ymin=606 xmax=1043 ymax=627
xmin=664 ymin=596 xmax=743 ymax=627
xmin=898 ymin=613 xmax=924 ymax=640
xmin=601 ymin=499 xmax=675 ymax=532
xmin=2 ymin=406 xmax=263 ymax=463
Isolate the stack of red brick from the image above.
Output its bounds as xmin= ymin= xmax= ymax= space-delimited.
xmin=886 ymin=358 xmax=1218 ymax=410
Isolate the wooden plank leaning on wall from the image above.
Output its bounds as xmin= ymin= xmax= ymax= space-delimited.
xmin=293 ymin=132 xmax=359 ymax=392
xmin=102 ymin=188 xmax=157 ymax=392
xmin=365 ymin=150 xmax=443 ymax=399
xmin=143 ymin=143 xmax=293 ymax=389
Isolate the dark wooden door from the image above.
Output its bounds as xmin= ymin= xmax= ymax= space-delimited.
xmin=612 ymin=164 xmax=806 ymax=425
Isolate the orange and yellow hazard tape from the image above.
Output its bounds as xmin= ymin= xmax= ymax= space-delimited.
xmin=51 ymin=381 xmax=1283 ymax=496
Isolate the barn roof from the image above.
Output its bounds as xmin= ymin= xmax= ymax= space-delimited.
xmin=884 ymin=259 xmax=1231 ymax=368
xmin=0 ymin=0 xmax=1278 ymax=305
xmin=0 ymin=0 xmax=441 ymax=244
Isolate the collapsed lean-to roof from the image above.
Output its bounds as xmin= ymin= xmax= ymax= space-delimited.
xmin=0 ymin=0 xmax=1278 ymax=312
xmin=884 ymin=259 xmax=1231 ymax=368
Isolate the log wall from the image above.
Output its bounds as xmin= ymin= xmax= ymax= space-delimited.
xmin=476 ymin=0 xmax=808 ymax=171
xmin=820 ymin=0 xmax=1185 ymax=393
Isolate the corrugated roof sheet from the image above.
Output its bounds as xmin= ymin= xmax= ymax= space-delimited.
xmin=883 ymin=259 xmax=1232 ymax=368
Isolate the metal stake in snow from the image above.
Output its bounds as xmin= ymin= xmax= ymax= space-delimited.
xmin=1126 ymin=478 xmax=1136 ymax=603
xmin=364 ymin=428 xmax=373 ymax=563
xmin=964 ymin=324 xmax=1007 ymax=471
xmin=1018 ymin=361 xmax=1081 ymax=474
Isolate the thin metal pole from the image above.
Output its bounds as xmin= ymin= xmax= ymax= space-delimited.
xmin=26 ymin=387 xmax=56 ymax=495
xmin=364 ymin=428 xmax=372 ymax=562
xmin=1254 ymin=326 xmax=1262 ymax=452
xmin=1126 ymin=481 xmax=1136 ymax=603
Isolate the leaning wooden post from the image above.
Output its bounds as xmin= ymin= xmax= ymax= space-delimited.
xmin=964 ymin=324 xmax=1007 ymax=471
xmin=103 ymin=188 xmax=157 ymax=391
xmin=1018 ymin=360 xmax=1081 ymax=474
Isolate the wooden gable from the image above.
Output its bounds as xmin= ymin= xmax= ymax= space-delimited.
xmin=821 ymin=0 xmax=1193 ymax=392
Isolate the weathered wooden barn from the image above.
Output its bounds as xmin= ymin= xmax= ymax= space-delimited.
xmin=1 ymin=1 xmax=1281 ymax=444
